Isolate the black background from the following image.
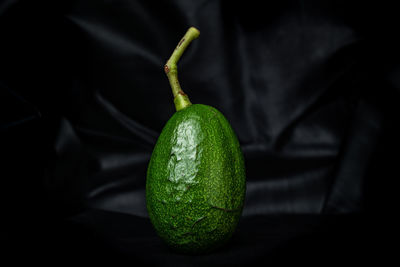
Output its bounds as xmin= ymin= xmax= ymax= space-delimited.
xmin=1 ymin=0 xmax=397 ymax=264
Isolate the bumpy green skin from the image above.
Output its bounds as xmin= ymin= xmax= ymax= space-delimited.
xmin=146 ymin=104 xmax=246 ymax=253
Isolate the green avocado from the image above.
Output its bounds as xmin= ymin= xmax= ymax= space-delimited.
xmin=146 ymin=27 xmax=246 ymax=253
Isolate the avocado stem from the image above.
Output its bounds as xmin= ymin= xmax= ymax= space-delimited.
xmin=164 ymin=27 xmax=200 ymax=111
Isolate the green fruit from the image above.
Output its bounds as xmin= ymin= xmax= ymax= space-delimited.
xmin=146 ymin=27 xmax=246 ymax=254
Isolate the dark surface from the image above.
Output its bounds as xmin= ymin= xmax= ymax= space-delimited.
xmin=4 ymin=208 xmax=380 ymax=264
xmin=1 ymin=0 xmax=396 ymax=264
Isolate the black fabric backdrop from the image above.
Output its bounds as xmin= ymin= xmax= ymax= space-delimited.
xmin=1 ymin=0 xmax=397 ymax=264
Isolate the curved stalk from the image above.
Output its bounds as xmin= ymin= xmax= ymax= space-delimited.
xmin=164 ymin=27 xmax=200 ymax=111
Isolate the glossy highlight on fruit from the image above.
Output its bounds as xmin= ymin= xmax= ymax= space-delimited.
xmin=146 ymin=27 xmax=246 ymax=254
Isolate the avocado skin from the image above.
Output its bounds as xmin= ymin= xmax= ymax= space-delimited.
xmin=146 ymin=104 xmax=246 ymax=253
